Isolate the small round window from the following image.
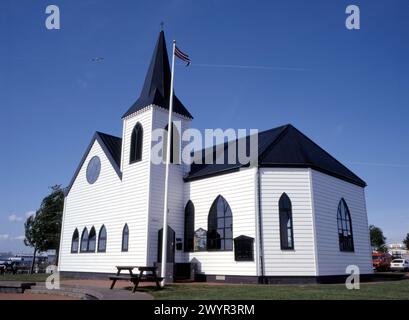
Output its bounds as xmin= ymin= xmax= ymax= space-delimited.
xmin=86 ymin=156 xmax=101 ymax=184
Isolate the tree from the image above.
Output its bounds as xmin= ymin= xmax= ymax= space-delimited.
xmin=24 ymin=213 xmax=41 ymax=274
xmin=369 ymin=225 xmax=387 ymax=252
xmin=24 ymin=185 xmax=64 ymax=273
xmin=403 ymin=233 xmax=409 ymax=250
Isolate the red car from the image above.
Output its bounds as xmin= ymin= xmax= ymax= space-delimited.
xmin=372 ymin=252 xmax=392 ymax=271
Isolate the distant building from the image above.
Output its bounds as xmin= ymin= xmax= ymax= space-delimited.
xmin=387 ymin=243 xmax=409 ymax=258
xmin=11 ymin=252 xmax=56 ymax=266
xmin=0 ymin=252 xmax=13 ymax=260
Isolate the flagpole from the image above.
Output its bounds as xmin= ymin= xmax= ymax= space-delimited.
xmin=160 ymin=39 xmax=176 ymax=287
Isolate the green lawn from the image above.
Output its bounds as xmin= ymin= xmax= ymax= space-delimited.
xmin=2 ymin=273 xmax=408 ymax=300
xmin=0 ymin=274 xmax=51 ymax=282
xmin=137 ymin=279 xmax=409 ymax=300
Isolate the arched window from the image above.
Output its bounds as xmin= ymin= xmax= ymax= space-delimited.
xmin=164 ymin=123 xmax=180 ymax=164
xmin=71 ymin=229 xmax=79 ymax=253
xmin=80 ymin=227 xmax=89 ymax=252
xmin=130 ymin=123 xmax=143 ymax=163
xmin=279 ymin=193 xmax=294 ymax=250
xmin=122 ymin=224 xmax=129 ymax=252
xmin=337 ymin=198 xmax=354 ymax=252
xmin=207 ymin=195 xmax=233 ymax=251
xmin=184 ymin=201 xmax=195 ymax=252
xmin=98 ymin=225 xmax=107 ymax=252
xmin=88 ymin=227 xmax=96 ymax=252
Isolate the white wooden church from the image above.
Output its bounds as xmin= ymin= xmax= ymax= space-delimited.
xmin=58 ymin=31 xmax=372 ymax=283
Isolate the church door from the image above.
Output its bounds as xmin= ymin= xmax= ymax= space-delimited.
xmin=157 ymin=226 xmax=175 ymax=263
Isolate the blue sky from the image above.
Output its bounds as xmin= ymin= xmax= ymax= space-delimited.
xmin=1 ymin=0 xmax=408 ymax=252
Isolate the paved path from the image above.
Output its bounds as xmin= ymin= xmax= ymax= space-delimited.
xmin=0 ymin=293 xmax=78 ymax=300
xmin=59 ymin=279 xmax=154 ymax=300
xmin=0 ymin=280 xmax=153 ymax=300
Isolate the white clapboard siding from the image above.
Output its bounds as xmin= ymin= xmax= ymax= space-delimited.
xmin=59 ymin=140 xmax=129 ymax=273
xmin=311 ymin=170 xmax=372 ymax=275
xmin=118 ymin=108 xmax=155 ymax=267
xmin=146 ymin=107 xmax=191 ymax=265
xmin=59 ymin=108 xmax=154 ymax=273
xmin=260 ymin=168 xmax=317 ymax=276
xmin=186 ymin=168 xmax=258 ymax=276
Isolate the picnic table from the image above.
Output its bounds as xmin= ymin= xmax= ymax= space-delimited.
xmin=109 ymin=266 xmax=164 ymax=293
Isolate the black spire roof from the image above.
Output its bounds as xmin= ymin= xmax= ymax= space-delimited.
xmin=122 ymin=31 xmax=193 ymax=119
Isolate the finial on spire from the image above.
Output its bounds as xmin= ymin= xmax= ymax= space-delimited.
xmin=160 ymin=21 xmax=164 ymax=31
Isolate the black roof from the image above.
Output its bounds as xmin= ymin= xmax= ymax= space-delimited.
xmin=122 ymin=31 xmax=193 ymax=119
xmin=186 ymin=124 xmax=366 ymax=187
xmin=97 ymin=132 xmax=122 ymax=167
xmin=66 ymin=132 xmax=122 ymax=195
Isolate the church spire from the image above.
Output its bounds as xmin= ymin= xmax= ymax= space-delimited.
xmin=122 ymin=31 xmax=193 ymax=119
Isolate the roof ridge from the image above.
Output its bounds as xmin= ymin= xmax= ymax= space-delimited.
xmin=96 ymin=131 xmax=122 ymax=140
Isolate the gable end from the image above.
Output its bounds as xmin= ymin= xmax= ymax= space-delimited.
xmin=65 ymin=132 xmax=122 ymax=195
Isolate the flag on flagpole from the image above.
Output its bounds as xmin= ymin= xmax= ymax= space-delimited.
xmin=175 ymin=46 xmax=191 ymax=66
xmin=161 ymin=40 xmax=190 ymax=287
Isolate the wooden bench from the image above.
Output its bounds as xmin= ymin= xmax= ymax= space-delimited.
xmin=109 ymin=266 xmax=164 ymax=293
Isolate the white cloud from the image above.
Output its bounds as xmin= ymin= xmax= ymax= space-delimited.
xmin=0 ymin=234 xmax=25 ymax=241
xmin=6 ymin=210 xmax=35 ymax=222
xmin=0 ymin=234 xmax=9 ymax=240
xmin=8 ymin=214 xmax=23 ymax=222
xmin=25 ymin=211 xmax=36 ymax=218
xmin=12 ymin=235 xmax=25 ymax=241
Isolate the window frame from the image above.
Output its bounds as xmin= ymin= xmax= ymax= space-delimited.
xmin=80 ymin=227 xmax=89 ymax=253
xmin=87 ymin=226 xmax=96 ymax=253
xmin=122 ymin=224 xmax=129 ymax=252
xmin=279 ymin=193 xmax=295 ymax=250
xmin=71 ymin=228 xmax=79 ymax=253
xmin=97 ymin=225 xmax=107 ymax=253
xmin=130 ymin=123 xmax=143 ymax=164
xmin=337 ymin=198 xmax=355 ymax=252
xmin=164 ymin=123 xmax=181 ymax=165
xmin=207 ymin=195 xmax=233 ymax=251
xmin=184 ymin=201 xmax=195 ymax=252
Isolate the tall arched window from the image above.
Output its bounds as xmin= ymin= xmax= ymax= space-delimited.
xmin=71 ymin=229 xmax=79 ymax=253
xmin=279 ymin=193 xmax=294 ymax=250
xmin=184 ymin=201 xmax=195 ymax=252
xmin=207 ymin=195 xmax=233 ymax=251
xmin=88 ymin=226 xmax=96 ymax=252
xmin=80 ymin=227 xmax=89 ymax=253
xmin=164 ymin=123 xmax=180 ymax=164
xmin=130 ymin=123 xmax=143 ymax=163
xmin=98 ymin=225 xmax=107 ymax=252
xmin=122 ymin=224 xmax=129 ymax=252
xmin=337 ymin=198 xmax=354 ymax=252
